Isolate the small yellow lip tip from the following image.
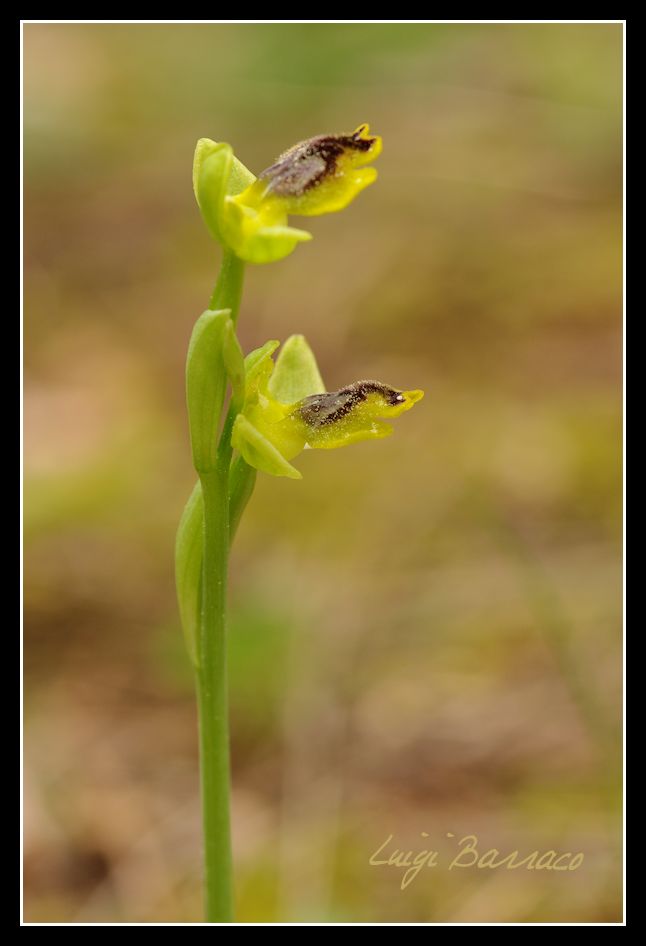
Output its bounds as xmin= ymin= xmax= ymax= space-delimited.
xmin=404 ymin=389 xmax=424 ymax=404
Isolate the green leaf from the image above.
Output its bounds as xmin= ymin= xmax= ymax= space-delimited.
xmin=232 ymin=414 xmax=302 ymax=479
xmin=268 ymin=334 xmax=326 ymax=404
xmin=186 ymin=309 xmax=231 ymax=473
xmin=175 ymin=481 xmax=204 ymax=668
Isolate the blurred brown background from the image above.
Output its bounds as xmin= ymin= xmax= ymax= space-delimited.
xmin=23 ymin=23 xmax=623 ymax=923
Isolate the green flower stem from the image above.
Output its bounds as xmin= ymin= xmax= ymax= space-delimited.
xmin=209 ymin=250 xmax=245 ymax=317
xmin=197 ymin=463 xmax=233 ymax=922
xmin=195 ymin=249 xmax=246 ymax=922
xmin=197 ymin=460 xmax=233 ymax=923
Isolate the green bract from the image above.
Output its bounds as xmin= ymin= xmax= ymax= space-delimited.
xmin=185 ymin=308 xmax=233 ymax=473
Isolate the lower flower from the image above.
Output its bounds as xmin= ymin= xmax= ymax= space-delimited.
xmin=231 ymin=336 xmax=423 ymax=479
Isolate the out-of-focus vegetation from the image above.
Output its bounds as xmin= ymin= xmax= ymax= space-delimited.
xmin=24 ymin=23 xmax=622 ymax=923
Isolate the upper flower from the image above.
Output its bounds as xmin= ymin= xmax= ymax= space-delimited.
xmin=194 ymin=125 xmax=382 ymax=265
xmin=231 ymin=335 xmax=423 ymax=479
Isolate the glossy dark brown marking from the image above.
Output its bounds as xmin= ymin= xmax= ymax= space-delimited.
xmin=297 ymin=381 xmax=406 ymax=429
xmin=259 ymin=127 xmax=376 ymax=198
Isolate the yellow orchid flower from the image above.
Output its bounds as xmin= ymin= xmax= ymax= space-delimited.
xmin=231 ymin=335 xmax=423 ymax=479
xmin=194 ymin=125 xmax=382 ymax=265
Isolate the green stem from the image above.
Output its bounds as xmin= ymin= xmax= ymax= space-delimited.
xmin=209 ymin=250 xmax=245 ymax=320
xmin=195 ymin=249 xmax=246 ymax=923
xmin=197 ymin=465 xmax=232 ymax=922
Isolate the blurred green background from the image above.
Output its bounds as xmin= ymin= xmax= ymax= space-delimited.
xmin=23 ymin=23 xmax=622 ymax=923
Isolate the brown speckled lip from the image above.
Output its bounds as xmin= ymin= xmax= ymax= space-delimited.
xmin=259 ymin=130 xmax=377 ymax=198
xmin=297 ymin=381 xmax=405 ymax=428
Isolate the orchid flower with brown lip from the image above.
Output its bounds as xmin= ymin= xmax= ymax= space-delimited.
xmin=193 ymin=124 xmax=382 ymax=263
